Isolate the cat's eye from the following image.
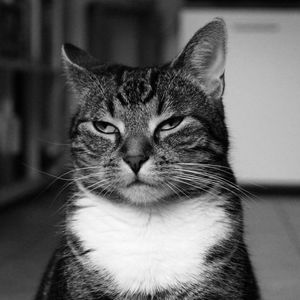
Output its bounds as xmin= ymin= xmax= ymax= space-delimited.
xmin=158 ymin=116 xmax=184 ymax=132
xmin=93 ymin=121 xmax=118 ymax=134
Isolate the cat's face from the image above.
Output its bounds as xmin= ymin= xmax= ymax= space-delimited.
xmin=64 ymin=19 xmax=230 ymax=205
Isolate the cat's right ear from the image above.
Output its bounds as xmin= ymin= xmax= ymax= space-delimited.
xmin=61 ymin=43 xmax=100 ymax=96
xmin=171 ymin=18 xmax=227 ymax=100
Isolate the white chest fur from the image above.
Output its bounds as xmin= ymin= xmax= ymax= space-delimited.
xmin=69 ymin=193 xmax=230 ymax=295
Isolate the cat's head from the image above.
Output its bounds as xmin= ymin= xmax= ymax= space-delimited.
xmin=63 ymin=18 xmax=230 ymax=205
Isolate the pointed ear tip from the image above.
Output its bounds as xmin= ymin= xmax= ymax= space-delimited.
xmin=213 ymin=17 xmax=226 ymax=25
xmin=61 ymin=44 xmax=78 ymax=69
xmin=212 ymin=17 xmax=227 ymax=34
xmin=61 ymin=43 xmax=83 ymax=67
xmin=192 ymin=18 xmax=227 ymax=42
xmin=61 ymin=44 xmax=70 ymax=60
xmin=61 ymin=44 xmax=66 ymax=57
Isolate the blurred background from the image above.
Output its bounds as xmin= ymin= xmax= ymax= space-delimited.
xmin=0 ymin=0 xmax=299 ymax=299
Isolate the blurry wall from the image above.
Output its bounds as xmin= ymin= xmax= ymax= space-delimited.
xmin=64 ymin=0 xmax=181 ymax=66
xmin=180 ymin=9 xmax=300 ymax=185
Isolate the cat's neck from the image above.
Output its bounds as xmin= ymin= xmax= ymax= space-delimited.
xmin=70 ymin=187 xmax=224 ymax=224
xmin=68 ymin=188 xmax=231 ymax=296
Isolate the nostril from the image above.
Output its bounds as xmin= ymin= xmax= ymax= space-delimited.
xmin=124 ymin=155 xmax=149 ymax=174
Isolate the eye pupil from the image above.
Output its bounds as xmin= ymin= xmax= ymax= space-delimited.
xmin=169 ymin=119 xmax=177 ymax=126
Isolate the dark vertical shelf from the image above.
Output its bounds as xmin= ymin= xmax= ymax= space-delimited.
xmin=0 ymin=0 xmax=67 ymax=206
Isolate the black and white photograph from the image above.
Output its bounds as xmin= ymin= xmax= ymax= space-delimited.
xmin=0 ymin=0 xmax=299 ymax=299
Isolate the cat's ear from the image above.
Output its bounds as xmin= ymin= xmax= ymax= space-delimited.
xmin=61 ymin=43 xmax=100 ymax=96
xmin=172 ymin=18 xmax=227 ymax=99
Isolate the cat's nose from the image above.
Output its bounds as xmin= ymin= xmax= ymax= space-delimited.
xmin=123 ymin=155 xmax=149 ymax=174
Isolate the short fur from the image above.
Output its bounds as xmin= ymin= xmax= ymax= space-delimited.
xmin=36 ymin=19 xmax=260 ymax=300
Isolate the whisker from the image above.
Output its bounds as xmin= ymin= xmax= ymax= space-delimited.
xmin=165 ymin=181 xmax=182 ymax=198
xmin=175 ymin=162 xmax=262 ymax=195
xmin=177 ymin=162 xmax=232 ymax=170
xmin=169 ymin=180 xmax=192 ymax=200
xmin=160 ymin=166 xmax=242 ymax=199
xmin=175 ymin=163 xmax=233 ymax=175
xmin=171 ymin=166 xmax=254 ymax=199
xmin=172 ymin=172 xmax=244 ymax=198
xmin=169 ymin=176 xmax=218 ymax=198
xmin=84 ymin=178 xmax=111 ymax=194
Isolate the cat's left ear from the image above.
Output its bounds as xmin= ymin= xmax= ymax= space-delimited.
xmin=61 ymin=43 xmax=100 ymax=96
xmin=172 ymin=18 xmax=227 ymax=99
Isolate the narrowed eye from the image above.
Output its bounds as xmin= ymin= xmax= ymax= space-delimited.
xmin=93 ymin=121 xmax=118 ymax=134
xmin=158 ymin=116 xmax=184 ymax=132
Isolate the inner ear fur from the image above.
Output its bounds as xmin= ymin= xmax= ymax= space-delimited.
xmin=172 ymin=18 xmax=227 ymax=99
xmin=61 ymin=43 xmax=101 ymax=96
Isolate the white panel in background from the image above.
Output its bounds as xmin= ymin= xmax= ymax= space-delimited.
xmin=179 ymin=9 xmax=300 ymax=185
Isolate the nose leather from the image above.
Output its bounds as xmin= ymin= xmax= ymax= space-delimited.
xmin=124 ymin=155 xmax=148 ymax=174
xmin=121 ymin=136 xmax=152 ymax=174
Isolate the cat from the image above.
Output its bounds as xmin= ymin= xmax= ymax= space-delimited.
xmin=35 ymin=18 xmax=260 ymax=300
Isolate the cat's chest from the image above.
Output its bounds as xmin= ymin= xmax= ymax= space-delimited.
xmin=69 ymin=195 xmax=230 ymax=295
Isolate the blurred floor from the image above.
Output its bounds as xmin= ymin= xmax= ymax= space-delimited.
xmin=0 ymin=184 xmax=66 ymax=300
xmin=245 ymin=195 xmax=300 ymax=300
xmin=0 ymin=188 xmax=299 ymax=300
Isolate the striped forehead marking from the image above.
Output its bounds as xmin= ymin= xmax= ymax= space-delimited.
xmin=116 ymin=68 xmax=158 ymax=106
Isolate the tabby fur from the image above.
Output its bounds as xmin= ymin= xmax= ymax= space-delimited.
xmin=36 ymin=19 xmax=260 ymax=300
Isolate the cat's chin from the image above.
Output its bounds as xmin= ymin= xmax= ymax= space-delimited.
xmin=118 ymin=183 xmax=168 ymax=205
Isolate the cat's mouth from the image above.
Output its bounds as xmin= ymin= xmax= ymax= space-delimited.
xmin=119 ymin=178 xmax=166 ymax=205
xmin=127 ymin=178 xmax=149 ymax=187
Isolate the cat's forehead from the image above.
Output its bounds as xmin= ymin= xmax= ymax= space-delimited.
xmin=79 ymin=66 xmax=207 ymax=124
xmin=107 ymin=67 xmax=163 ymax=126
xmin=113 ymin=82 xmax=159 ymax=132
xmin=116 ymin=68 xmax=158 ymax=106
